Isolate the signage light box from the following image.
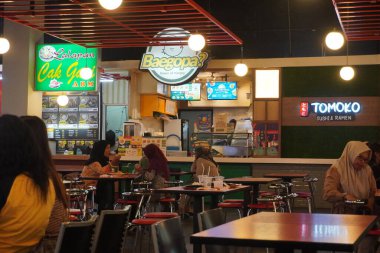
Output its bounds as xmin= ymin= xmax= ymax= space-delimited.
xmin=170 ymin=83 xmax=201 ymax=101
xmin=206 ymin=81 xmax=237 ymax=100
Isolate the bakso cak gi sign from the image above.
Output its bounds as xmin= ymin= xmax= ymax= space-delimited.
xmin=140 ymin=27 xmax=209 ymax=85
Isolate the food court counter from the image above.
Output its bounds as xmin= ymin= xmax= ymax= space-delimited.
xmin=53 ymin=155 xmax=334 ymax=208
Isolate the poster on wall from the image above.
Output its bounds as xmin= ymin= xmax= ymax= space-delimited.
xmin=35 ymin=44 xmax=97 ymax=91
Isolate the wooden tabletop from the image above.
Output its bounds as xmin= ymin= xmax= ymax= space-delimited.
xmin=224 ymin=177 xmax=281 ymax=184
xmin=80 ymin=174 xmax=139 ymax=180
xmin=264 ymin=173 xmax=309 ymax=179
xmin=153 ymin=185 xmax=250 ymax=196
xmin=169 ymin=171 xmax=195 ymax=176
xmin=190 ymin=212 xmax=377 ymax=252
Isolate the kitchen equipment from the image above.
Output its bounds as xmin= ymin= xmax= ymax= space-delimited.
xmin=164 ymin=119 xmax=189 ymax=152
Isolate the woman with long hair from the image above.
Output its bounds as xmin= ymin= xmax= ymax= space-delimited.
xmin=20 ymin=115 xmax=69 ymax=252
xmin=191 ymin=145 xmax=220 ymax=182
xmin=81 ymin=140 xmax=120 ymax=212
xmin=0 ymin=115 xmax=56 ymax=253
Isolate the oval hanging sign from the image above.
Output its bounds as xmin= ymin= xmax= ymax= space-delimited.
xmin=139 ymin=27 xmax=209 ymax=86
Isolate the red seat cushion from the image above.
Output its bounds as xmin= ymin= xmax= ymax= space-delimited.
xmin=115 ymin=199 xmax=139 ymax=205
xmin=131 ymin=218 xmax=163 ymax=225
xmin=368 ymin=228 xmax=380 ymax=236
xmin=218 ymin=202 xmax=243 ymax=208
xmin=295 ymin=192 xmax=311 ymax=198
xmin=248 ymin=203 xmax=274 ymax=209
xmin=159 ymin=198 xmax=176 ymax=203
xmin=223 ymin=199 xmax=244 ymax=203
xmin=143 ymin=212 xmax=179 ymax=219
xmin=69 ymin=208 xmax=82 ymax=215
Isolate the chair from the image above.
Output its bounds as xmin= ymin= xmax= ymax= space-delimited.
xmin=197 ymin=208 xmax=234 ymax=253
xmin=293 ymin=177 xmax=318 ymax=213
xmin=151 ymin=216 xmax=187 ymax=253
xmin=91 ymin=206 xmax=131 ymax=253
xmin=54 ymin=216 xmax=97 ymax=253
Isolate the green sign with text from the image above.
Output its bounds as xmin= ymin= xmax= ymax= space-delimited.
xmin=35 ymin=44 xmax=97 ymax=91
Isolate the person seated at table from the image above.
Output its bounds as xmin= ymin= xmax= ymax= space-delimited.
xmin=0 ymin=115 xmax=56 ymax=253
xmin=323 ymin=140 xmax=377 ymax=253
xmin=81 ymin=140 xmax=121 ymax=211
xmin=191 ymin=145 xmax=220 ymax=182
xmin=368 ymin=142 xmax=380 ymax=188
xmin=134 ymin=143 xmax=170 ymax=205
xmin=21 ymin=116 xmax=69 ymax=252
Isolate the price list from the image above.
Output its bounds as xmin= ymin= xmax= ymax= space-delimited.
xmin=54 ymin=129 xmax=98 ymax=140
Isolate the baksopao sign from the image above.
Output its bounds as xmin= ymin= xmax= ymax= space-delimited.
xmin=139 ymin=28 xmax=209 ymax=85
xmin=300 ymin=101 xmax=361 ymax=121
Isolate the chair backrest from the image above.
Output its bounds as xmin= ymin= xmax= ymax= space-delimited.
xmin=54 ymin=216 xmax=97 ymax=253
xmin=151 ymin=216 xmax=187 ymax=253
xmin=197 ymin=207 xmax=225 ymax=231
xmin=197 ymin=208 xmax=228 ymax=253
xmin=91 ymin=206 xmax=131 ymax=253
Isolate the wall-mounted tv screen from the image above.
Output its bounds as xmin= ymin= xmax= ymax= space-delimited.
xmin=206 ymin=81 xmax=237 ymax=100
xmin=170 ymin=83 xmax=201 ymax=101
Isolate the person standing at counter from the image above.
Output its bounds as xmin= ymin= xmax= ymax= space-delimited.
xmin=191 ymin=146 xmax=220 ymax=182
xmin=21 ymin=116 xmax=69 ymax=252
xmin=323 ymin=141 xmax=377 ymax=253
xmin=81 ymin=140 xmax=121 ymax=212
xmin=0 ymin=115 xmax=56 ymax=253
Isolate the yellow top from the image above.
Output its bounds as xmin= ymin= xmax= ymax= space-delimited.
xmin=0 ymin=174 xmax=56 ymax=253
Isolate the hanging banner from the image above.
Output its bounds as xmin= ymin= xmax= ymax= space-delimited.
xmin=139 ymin=27 xmax=209 ymax=85
xmin=35 ymin=44 xmax=97 ymax=91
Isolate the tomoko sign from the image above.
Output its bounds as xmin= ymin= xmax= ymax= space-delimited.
xmin=139 ymin=28 xmax=209 ymax=85
xmin=35 ymin=44 xmax=97 ymax=91
xmin=300 ymin=101 xmax=361 ymax=121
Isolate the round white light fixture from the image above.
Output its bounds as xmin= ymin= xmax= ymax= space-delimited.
xmin=0 ymin=37 xmax=10 ymax=54
xmin=57 ymin=95 xmax=69 ymax=107
xmin=98 ymin=0 xmax=122 ymax=10
xmin=325 ymin=31 xmax=345 ymax=50
xmin=188 ymin=34 xmax=205 ymax=51
xmin=340 ymin=66 xmax=355 ymax=81
xmin=80 ymin=67 xmax=93 ymax=80
xmin=234 ymin=63 xmax=248 ymax=77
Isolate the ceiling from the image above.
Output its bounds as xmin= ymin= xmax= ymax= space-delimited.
xmin=0 ymin=0 xmax=242 ymax=48
xmin=333 ymin=0 xmax=380 ymax=41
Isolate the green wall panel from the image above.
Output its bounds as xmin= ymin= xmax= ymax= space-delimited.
xmin=282 ymin=65 xmax=380 ymax=97
xmin=282 ymin=126 xmax=380 ymax=158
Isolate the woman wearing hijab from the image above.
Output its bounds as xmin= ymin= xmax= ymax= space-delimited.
xmin=323 ymin=141 xmax=377 ymax=253
xmin=191 ymin=145 xmax=220 ymax=182
xmin=134 ymin=144 xmax=169 ymax=205
xmin=81 ymin=140 xmax=121 ymax=211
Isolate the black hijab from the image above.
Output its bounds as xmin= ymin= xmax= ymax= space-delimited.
xmin=85 ymin=140 xmax=109 ymax=167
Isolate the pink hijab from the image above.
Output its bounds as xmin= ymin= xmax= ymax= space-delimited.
xmin=333 ymin=141 xmax=373 ymax=199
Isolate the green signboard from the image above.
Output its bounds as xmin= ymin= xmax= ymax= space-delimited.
xmin=35 ymin=44 xmax=97 ymax=91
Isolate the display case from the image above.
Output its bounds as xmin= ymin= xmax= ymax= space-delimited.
xmin=191 ymin=132 xmax=253 ymax=157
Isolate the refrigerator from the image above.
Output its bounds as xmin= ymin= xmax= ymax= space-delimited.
xmin=164 ymin=119 xmax=189 ymax=152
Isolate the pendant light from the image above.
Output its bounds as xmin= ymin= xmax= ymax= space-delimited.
xmin=188 ymin=33 xmax=205 ymax=51
xmin=340 ymin=45 xmax=355 ymax=80
xmin=234 ymin=46 xmax=248 ymax=77
xmin=57 ymin=94 xmax=69 ymax=106
xmin=98 ymin=0 xmax=122 ymax=10
xmin=80 ymin=47 xmax=93 ymax=80
xmin=325 ymin=31 xmax=344 ymax=51
xmin=0 ymin=37 xmax=10 ymax=54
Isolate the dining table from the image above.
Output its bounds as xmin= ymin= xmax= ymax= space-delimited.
xmin=154 ymin=185 xmax=251 ymax=233
xmin=190 ymin=212 xmax=378 ymax=253
xmin=80 ymin=173 xmax=139 ymax=211
xmin=263 ymin=172 xmax=309 ymax=183
xmin=224 ymin=177 xmax=281 ymax=204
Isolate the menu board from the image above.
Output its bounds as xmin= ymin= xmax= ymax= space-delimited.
xmin=206 ymin=81 xmax=238 ymax=100
xmin=42 ymin=94 xmax=99 ymax=140
xmin=170 ymin=83 xmax=201 ymax=101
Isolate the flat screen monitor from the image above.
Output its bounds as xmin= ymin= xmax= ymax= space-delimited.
xmin=170 ymin=83 xmax=201 ymax=101
xmin=206 ymin=81 xmax=237 ymax=100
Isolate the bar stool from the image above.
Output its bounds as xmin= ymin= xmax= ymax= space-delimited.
xmin=293 ymin=177 xmax=318 ymax=213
